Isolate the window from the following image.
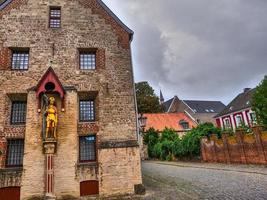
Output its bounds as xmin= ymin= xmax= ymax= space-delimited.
xmin=6 ymin=139 xmax=24 ymax=167
xmin=250 ymin=113 xmax=257 ymax=125
xmin=12 ymin=50 xmax=29 ymax=70
xmin=224 ymin=118 xmax=231 ymax=129
xmin=79 ymin=136 xmax=96 ymax=162
xmin=235 ymin=115 xmax=243 ymax=127
xmin=79 ymin=100 xmax=95 ymax=122
xmin=179 ymin=120 xmax=189 ymax=130
xmin=80 ymin=52 xmax=96 ymax=70
xmin=49 ymin=7 xmax=61 ymax=28
xmin=11 ymin=102 xmax=27 ymax=124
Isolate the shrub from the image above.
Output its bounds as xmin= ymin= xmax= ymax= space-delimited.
xmin=144 ymin=123 xmax=221 ymax=160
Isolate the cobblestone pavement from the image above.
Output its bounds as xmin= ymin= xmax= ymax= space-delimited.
xmin=140 ymin=161 xmax=267 ymax=200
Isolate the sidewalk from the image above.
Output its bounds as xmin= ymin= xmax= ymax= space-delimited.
xmin=145 ymin=160 xmax=267 ymax=176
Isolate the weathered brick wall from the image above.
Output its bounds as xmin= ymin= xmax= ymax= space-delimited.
xmin=0 ymin=0 xmax=141 ymax=199
xmin=201 ymin=126 xmax=267 ymax=165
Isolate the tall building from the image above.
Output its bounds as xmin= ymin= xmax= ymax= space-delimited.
xmin=0 ymin=0 xmax=142 ymax=199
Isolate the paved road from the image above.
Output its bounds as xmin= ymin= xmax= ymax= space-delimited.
xmin=141 ymin=161 xmax=267 ymax=200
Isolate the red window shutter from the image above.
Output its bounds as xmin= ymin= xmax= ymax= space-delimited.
xmin=0 ymin=47 xmax=12 ymax=70
xmin=80 ymin=180 xmax=99 ymax=196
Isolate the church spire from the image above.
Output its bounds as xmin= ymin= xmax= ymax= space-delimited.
xmin=160 ymin=90 xmax=164 ymax=105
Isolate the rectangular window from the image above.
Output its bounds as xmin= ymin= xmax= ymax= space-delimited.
xmin=49 ymin=7 xmax=61 ymax=28
xmin=224 ymin=118 xmax=231 ymax=129
xmin=80 ymin=52 xmax=96 ymax=70
xmin=6 ymin=139 xmax=24 ymax=167
xmin=235 ymin=115 xmax=243 ymax=127
xmin=12 ymin=50 xmax=29 ymax=70
xmin=79 ymin=100 xmax=95 ymax=122
xmin=79 ymin=136 xmax=96 ymax=162
xmin=11 ymin=102 xmax=27 ymax=124
xmin=250 ymin=113 xmax=257 ymax=125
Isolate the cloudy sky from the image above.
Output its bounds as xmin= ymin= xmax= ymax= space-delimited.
xmin=105 ymin=0 xmax=267 ymax=104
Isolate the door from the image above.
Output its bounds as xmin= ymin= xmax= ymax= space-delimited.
xmin=0 ymin=187 xmax=20 ymax=200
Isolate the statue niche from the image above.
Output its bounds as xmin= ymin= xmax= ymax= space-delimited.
xmin=44 ymin=96 xmax=58 ymax=139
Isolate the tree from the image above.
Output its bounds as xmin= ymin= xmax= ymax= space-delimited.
xmin=135 ymin=81 xmax=163 ymax=113
xmin=251 ymin=76 xmax=267 ymax=127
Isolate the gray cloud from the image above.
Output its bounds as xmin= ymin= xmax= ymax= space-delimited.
xmin=103 ymin=0 xmax=267 ymax=104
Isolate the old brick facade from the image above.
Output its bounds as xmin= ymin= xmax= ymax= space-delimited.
xmin=0 ymin=0 xmax=142 ymax=199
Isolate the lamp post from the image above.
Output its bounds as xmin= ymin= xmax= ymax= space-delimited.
xmin=138 ymin=113 xmax=147 ymax=133
xmin=138 ymin=114 xmax=147 ymax=160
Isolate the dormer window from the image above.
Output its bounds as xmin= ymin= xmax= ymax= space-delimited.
xmin=49 ymin=7 xmax=61 ymax=28
xmin=179 ymin=120 xmax=189 ymax=130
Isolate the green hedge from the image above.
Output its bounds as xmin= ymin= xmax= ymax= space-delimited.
xmin=143 ymin=123 xmax=221 ymax=160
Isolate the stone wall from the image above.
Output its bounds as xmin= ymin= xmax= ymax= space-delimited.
xmin=0 ymin=0 xmax=142 ymax=199
xmin=201 ymin=126 xmax=267 ymax=164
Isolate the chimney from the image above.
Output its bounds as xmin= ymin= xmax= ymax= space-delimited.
xmin=243 ymin=88 xmax=251 ymax=93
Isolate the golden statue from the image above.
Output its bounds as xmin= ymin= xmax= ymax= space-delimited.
xmin=45 ymin=97 xmax=58 ymax=139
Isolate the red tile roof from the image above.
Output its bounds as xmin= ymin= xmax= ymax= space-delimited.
xmin=144 ymin=113 xmax=197 ymax=132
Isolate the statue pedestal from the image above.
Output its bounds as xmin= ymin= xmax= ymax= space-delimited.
xmin=43 ymin=139 xmax=57 ymax=199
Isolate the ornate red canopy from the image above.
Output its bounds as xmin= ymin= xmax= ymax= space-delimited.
xmin=36 ymin=67 xmax=65 ymax=111
xmin=36 ymin=67 xmax=65 ymax=98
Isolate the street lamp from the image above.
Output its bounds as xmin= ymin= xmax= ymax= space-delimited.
xmin=138 ymin=113 xmax=147 ymax=132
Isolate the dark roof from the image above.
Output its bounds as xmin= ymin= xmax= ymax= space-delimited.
xmin=183 ymin=100 xmax=226 ymax=113
xmin=215 ymin=88 xmax=256 ymax=118
xmin=162 ymin=98 xmax=174 ymax=112
xmin=163 ymin=97 xmax=225 ymax=114
xmin=0 ymin=0 xmax=133 ymax=36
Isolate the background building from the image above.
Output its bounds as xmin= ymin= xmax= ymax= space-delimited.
xmin=163 ymin=96 xmax=225 ymax=125
xmin=215 ymin=88 xmax=257 ymax=131
xmin=0 ymin=0 xmax=142 ymax=199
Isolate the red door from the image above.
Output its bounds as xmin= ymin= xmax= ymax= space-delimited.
xmin=80 ymin=181 xmax=99 ymax=196
xmin=0 ymin=187 xmax=20 ymax=200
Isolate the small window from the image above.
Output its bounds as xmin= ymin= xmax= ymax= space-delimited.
xmin=12 ymin=50 xmax=29 ymax=70
xmin=11 ymin=102 xmax=27 ymax=124
xmin=250 ymin=113 xmax=257 ymax=125
xmin=6 ymin=139 xmax=24 ymax=167
xmin=80 ymin=52 xmax=96 ymax=70
xmin=210 ymin=109 xmax=215 ymax=112
xmin=79 ymin=100 xmax=95 ymax=122
xmin=205 ymin=109 xmax=210 ymax=113
xmin=49 ymin=7 xmax=61 ymax=28
xmin=79 ymin=136 xmax=96 ymax=162
xmin=179 ymin=120 xmax=189 ymax=130
xmin=224 ymin=118 xmax=231 ymax=129
xmin=235 ymin=115 xmax=243 ymax=127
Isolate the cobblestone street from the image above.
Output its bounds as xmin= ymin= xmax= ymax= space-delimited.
xmin=141 ymin=161 xmax=267 ymax=200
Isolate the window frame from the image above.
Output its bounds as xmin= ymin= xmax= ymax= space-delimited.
xmin=10 ymin=101 xmax=27 ymax=125
xmin=79 ymin=50 xmax=97 ymax=70
xmin=235 ymin=114 xmax=243 ymax=128
xmin=6 ymin=139 xmax=24 ymax=168
xmin=223 ymin=118 xmax=231 ymax=129
xmin=49 ymin=6 xmax=61 ymax=28
xmin=79 ymin=100 xmax=96 ymax=122
xmin=11 ymin=49 xmax=29 ymax=70
xmin=79 ymin=135 xmax=97 ymax=163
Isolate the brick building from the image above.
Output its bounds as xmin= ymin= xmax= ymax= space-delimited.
xmin=0 ymin=0 xmax=142 ymax=199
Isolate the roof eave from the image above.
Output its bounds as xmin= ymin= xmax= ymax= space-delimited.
xmin=96 ymin=0 xmax=134 ymax=40
xmin=0 ymin=0 xmax=12 ymax=10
